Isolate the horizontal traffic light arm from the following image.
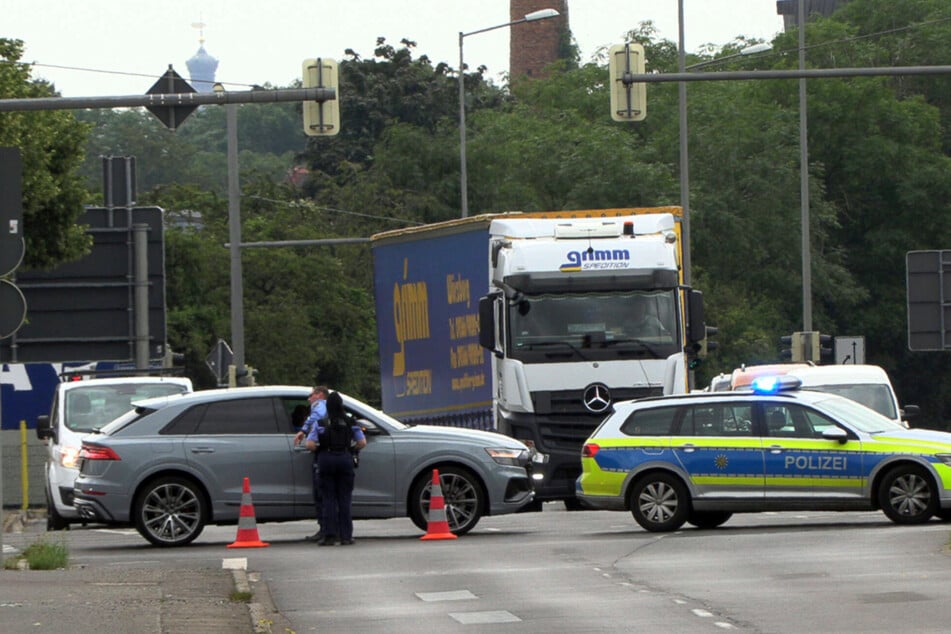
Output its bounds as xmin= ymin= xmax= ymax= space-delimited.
xmin=0 ymin=87 xmax=336 ymax=113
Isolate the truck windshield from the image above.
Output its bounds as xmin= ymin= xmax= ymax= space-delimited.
xmin=508 ymin=290 xmax=679 ymax=361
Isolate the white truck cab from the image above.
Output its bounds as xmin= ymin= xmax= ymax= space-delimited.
xmin=36 ymin=374 xmax=193 ymax=529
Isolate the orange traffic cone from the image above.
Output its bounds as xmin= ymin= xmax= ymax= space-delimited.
xmin=227 ymin=477 xmax=270 ymax=548
xmin=420 ymin=468 xmax=458 ymax=541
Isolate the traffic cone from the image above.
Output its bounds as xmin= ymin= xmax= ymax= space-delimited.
xmin=227 ymin=477 xmax=270 ymax=548
xmin=420 ymin=468 xmax=458 ymax=541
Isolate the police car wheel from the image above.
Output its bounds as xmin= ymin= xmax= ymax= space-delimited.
xmin=687 ymin=510 xmax=732 ymax=529
xmin=629 ymin=472 xmax=689 ymax=532
xmin=878 ymin=465 xmax=937 ymax=525
xmin=134 ymin=476 xmax=208 ymax=547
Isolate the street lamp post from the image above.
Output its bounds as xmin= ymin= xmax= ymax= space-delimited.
xmin=458 ymin=8 xmax=559 ymax=218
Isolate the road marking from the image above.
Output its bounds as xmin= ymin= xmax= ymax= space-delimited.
xmin=692 ymin=609 xmax=714 ymax=617
xmin=416 ymin=590 xmax=477 ymax=602
xmin=449 ymin=611 xmax=521 ymax=624
xmin=222 ymin=557 xmax=248 ymax=570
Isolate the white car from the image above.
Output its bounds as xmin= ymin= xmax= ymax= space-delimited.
xmin=36 ymin=375 xmax=193 ymax=530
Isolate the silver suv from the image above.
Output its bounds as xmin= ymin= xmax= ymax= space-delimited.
xmin=73 ymin=386 xmax=533 ymax=546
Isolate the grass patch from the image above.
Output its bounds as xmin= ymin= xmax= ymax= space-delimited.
xmin=5 ymin=536 xmax=70 ymax=570
xmin=230 ymin=590 xmax=253 ymax=603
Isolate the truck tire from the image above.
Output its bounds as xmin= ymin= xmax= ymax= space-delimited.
xmin=409 ymin=466 xmax=484 ymax=536
xmin=629 ymin=472 xmax=689 ymax=532
xmin=133 ymin=476 xmax=207 ymax=547
xmin=687 ymin=510 xmax=732 ymax=529
xmin=878 ymin=464 xmax=936 ymax=525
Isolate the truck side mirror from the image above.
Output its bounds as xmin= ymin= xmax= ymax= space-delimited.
xmin=479 ymin=294 xmax=500 ymax=354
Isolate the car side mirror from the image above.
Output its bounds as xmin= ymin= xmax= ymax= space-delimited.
xmin=822 ymin=426 xmax=848 ymax=444
xmin=901 ymin=404 xmax=920 ymax=420
xmin=36 ymin=415 xmax=55 ymax=442
xmin=357 ymin=419 xmax=383 ymax=436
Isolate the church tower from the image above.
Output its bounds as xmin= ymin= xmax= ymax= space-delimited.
xmin=185 ymin=21 xmax=219 ymax=93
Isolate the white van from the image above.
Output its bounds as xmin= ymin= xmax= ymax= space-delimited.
xmin=784 ymin=364 xmax=917 ymax=427
xmin=36 ymin=375 xmax=193 ymax=530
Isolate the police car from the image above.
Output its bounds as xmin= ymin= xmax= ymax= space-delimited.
xmin=576 ymin=375 xmax=951 ymax=532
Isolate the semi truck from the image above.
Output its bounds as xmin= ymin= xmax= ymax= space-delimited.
xmin=370 ymin=208 xmax=708 ymax=505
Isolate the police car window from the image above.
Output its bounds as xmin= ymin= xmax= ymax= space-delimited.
xmin=764 ymin=404 xmax=836 ymax=439
xmin=795 ymin=406 xmax=839 ymax=438
xmin=620 ymin=406 xmax=677 ymax=436
xmin=680 ymin=404 xmax=753 ymax=436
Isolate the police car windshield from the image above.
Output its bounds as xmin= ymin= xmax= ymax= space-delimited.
xmin=812 ymin=394 xmax=905 ymax=434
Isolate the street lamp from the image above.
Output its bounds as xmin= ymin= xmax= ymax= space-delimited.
xmin=458 ymin=8 xmax=560 ymax=218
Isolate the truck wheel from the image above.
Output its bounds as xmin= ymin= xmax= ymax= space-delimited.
xmin=409 ymin=466 xmax=484 ymax=536
xmin=133 ymin=476 xmax=207 ymax=547
xmin=878 ymin=464 xmax=936 ymax=525
xmin=687 ymin=510 xmax=732 ymax=529
xmin=629 ymin=472 xmax=689 ymax=532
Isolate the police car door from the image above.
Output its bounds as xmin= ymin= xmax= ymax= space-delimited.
xmin=760 ymin=402 xmax=860 ymax=499
xmin=673 ymin=401 xmax=763 ymax=500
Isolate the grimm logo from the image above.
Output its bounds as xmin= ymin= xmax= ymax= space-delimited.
xmin=392 ymin=258 xmax=430 ymax=377
xmin=559 ymin=248 xmax=631 ymax=272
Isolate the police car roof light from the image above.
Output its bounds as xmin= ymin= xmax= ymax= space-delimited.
xmin=750 ymin=375 xmax=802 ymax=394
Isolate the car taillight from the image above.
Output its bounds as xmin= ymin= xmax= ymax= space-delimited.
xmin=582 ymin=443 xmax=600 ymax=458
xmin=80 ymin=443 xmax=121 ymax=461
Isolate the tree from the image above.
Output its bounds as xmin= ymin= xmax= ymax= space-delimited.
xmin=0 ymin=38 xmax=91 ymax=269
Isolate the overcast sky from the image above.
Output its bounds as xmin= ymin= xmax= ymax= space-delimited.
xmin=5 ymin=1 xmax=785 ymax=97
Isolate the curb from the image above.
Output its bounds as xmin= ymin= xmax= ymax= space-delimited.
xmin=227 ymin=561 xmax=294 ymax=634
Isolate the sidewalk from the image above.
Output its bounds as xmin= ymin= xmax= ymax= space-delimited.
xmin=1 ymin=509 xmax=293 ymax=634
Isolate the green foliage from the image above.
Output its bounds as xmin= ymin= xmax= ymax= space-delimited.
xmin=11 ymin=2 xmax=951 ymax=422
xmin=0 ymin=38 xmax=91 ymax=270
xmin=5 ymin=536 xmax=70 ymax=570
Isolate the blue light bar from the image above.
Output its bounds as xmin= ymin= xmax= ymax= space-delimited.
xmin=750 ymin=375 xmax=802 ymax=394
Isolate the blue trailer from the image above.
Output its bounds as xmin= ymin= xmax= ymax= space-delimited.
xmin=372 ymin=218 xmax=493 ymax=430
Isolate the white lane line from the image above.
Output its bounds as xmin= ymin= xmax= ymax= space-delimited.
xmin=416 ymin=590 xmax=478 ymax=602
xmin=449 ymin=611 xmax=521 ymax=624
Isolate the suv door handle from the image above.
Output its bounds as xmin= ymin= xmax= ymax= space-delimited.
xmin=189 ymin=447 xmax=215 ymax=454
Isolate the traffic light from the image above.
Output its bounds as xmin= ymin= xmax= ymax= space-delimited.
xmin=235 ymin=365 xmax=258 ymax=387
xmin=699 ymin=325 xmax=719 ymax=358
xmin=302 ymin=58 xmax=340 ymax=136
xmin=780 ymin=332 xmax=805 ymax=362
xmin=817 ymin=333 xmax=833 ymax=363
xmin=608 ymin=43 xmax=647 ymax=122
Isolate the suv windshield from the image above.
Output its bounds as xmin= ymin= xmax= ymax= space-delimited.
xmin=65 ymin=383 xmax=190 ymax=432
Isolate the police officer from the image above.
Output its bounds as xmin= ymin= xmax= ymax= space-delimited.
xmin=316 ymin=391 xmax=366 ymax=545
xmin=294 ymin=385 xmax=328 ymax=542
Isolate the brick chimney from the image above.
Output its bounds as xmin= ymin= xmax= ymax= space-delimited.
xmin=509 ymin=0 xmax=568 ymax=80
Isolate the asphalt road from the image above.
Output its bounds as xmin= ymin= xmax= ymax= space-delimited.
xmin=5 ymin=505 xmax=951 ymax=633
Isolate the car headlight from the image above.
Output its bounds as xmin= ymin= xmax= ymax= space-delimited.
xmin=935 ymin=454 xmax=951 ymax=465
xmin=485 ymin=447 xmax=529 ymax=466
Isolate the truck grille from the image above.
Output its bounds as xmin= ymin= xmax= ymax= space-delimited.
xmin=531 ymin=386 xmax=661 ymax=451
